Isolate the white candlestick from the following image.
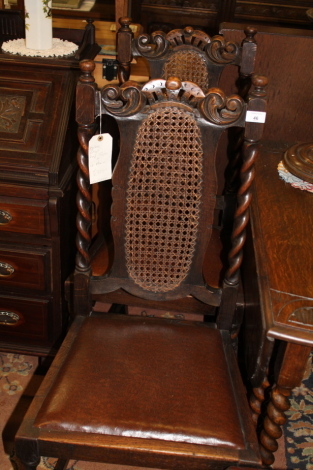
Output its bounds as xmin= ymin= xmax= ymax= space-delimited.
xmin=24 ymin=0 xmax=53 ymax=50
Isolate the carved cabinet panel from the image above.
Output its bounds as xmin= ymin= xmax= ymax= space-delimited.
xmin=233 ymin=0 xmax=312 ymax=27
xmin=0 ymin=58 xmax=77 ymax=355
xmin=139 ymin=0 xmax=222 ymax=33
xmin=135 ymin=0 xmax=312 ymax=33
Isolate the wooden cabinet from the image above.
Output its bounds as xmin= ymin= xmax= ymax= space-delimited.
xmin=0 ymin=54 xmax=81 ymax=355
xmin=137 ymin=0 xmax=225 ymax=33
xmin=134 ymin=0 xmax=313 ymax=33
xmin=232 ymin=0 xmax=312 ymax=28
xmin=52 ymin=0 xmax=115 ymax=21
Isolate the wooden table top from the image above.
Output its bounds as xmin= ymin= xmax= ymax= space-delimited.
xmin=250 ymin=140 xmax=313 ymax=346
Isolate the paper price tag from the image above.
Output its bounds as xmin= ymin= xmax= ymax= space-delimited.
xmin=88 ymin=133 xmax=113 ymax=184
xmin=245 ymin=111 xmax=266 ymax=123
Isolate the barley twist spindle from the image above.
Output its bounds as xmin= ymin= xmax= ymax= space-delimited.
xmin=225 ymin=141 xmax=258 ymax=285
xmin=260 ymin=385 xmax=291 ymax=466
xmin=249 ymin=376 xmax=270 ymax=426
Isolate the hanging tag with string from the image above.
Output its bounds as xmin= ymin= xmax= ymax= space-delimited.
xmin=88 ymin=92 xmax=113 ymax=184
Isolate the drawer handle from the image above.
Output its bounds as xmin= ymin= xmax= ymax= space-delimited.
xmin=0 ymin=311 xmax=20 ymax=325
xmin=0 ymin=262 xmax=15 ymax=277
xmin=0 ymin=210 xmax=12 ymax=225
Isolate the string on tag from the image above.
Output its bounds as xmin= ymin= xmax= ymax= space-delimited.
xmin=99 ymin=90 xmax=102 ymax=138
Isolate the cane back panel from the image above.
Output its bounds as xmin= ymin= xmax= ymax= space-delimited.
xmin=125 ymin=106 xmax=203 ymax=293
xmin=162 ymin=50 xmax=209 ymax=93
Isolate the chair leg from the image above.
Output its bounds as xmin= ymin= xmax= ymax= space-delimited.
xmin=54 ymin=459 xmax=70 ymax=470
xmin=258 ymin=342 xmax=311 ymax=466
xmin=15 ymin=459 xmax=40 ymax=470
xmin=14 ymin=440 xmax=40 ymax=470
xmin=249 ymin=376 xmax=270 ymax=426
xmin=16 ymin=455 xmax=69 ymax=470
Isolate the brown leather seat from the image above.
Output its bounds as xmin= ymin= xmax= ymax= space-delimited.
xmin=34 ymin=315 xmax=246 ymax=450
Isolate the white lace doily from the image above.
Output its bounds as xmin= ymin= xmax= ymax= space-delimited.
xmin=1 ymin=38 xmax=78 ymax=58
xmin=278 ymin=160 xmax=313 ymax=193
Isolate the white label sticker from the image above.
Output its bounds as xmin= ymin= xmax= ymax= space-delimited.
xmin=246 ymin=110 xmax=266 ymax=123
xmin=88 ymin=133 xmax=113 ymax=184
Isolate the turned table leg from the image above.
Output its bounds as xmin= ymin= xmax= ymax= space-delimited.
xmin=259 ymin=341 xmax=312 ymax=466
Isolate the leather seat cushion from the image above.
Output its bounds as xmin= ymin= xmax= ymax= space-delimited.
xmin=34 ymin=314 xmax=246 ymax=450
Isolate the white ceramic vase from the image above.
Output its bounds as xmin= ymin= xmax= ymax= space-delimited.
xmin=24 ymin=0 xmax=53 ymax=50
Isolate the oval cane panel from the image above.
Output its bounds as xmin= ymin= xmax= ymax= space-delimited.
xmin=125 ymin=107 xmax=203 ymax=293
xmin=163 ymin=50 xmax=209 ymax=92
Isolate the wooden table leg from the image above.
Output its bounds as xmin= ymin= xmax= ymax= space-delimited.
xmin=259 ymin=341 xmax=312 ymax=466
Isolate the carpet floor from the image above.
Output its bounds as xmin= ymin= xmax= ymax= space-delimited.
xmin=1 ymin=351 xmax=312 ymax=470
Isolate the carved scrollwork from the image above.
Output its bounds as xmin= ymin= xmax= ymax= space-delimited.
xmin=199 ymin=88 xmax=244 ymax=125
xmin=100 ymin=82 xmax=146 ymax=117
xmin=166 ymin=26 xmax=211 ymax=50
xmin=142 ymin=78 xmax=204 ymax=105
xmin=101 ymin=78 xmax=205 ymax=115
xmin=134 ymin=26 xmax=213 ymax=59
xmin=101 ymin=78 xmax=245 ymax=122
xmin=206 ymin=35 xmax=240 ymax=65
xmin=133 ymin=31 xmax=169 ymax=58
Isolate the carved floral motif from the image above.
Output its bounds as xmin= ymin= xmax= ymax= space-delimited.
xmin=289 ymin=307 xmax=313 ymax=326
xmin=0 ymin=95 xmax=26 ymax=133
xmin=235 ymin=3 xmax=308 ymax=21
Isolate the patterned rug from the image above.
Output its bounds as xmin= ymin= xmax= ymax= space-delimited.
xmin=1 ymin=351 xmax=312 ymax=469
xmin=284 ymin=355 xmax=313 ymax=470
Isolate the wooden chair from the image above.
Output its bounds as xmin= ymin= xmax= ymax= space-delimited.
xmin=14 ymin=61 xmax=267 ymax=469
xmin=90 ymin=18 xmax=258 ymax=328
xmin=116 ymin=17 xmax=257 ymax=95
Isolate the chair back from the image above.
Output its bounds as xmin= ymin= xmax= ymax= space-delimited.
xmin=75 ymin=61 xmax=267 ymax=325
xmin=117 ymin=17 xmax=257 ymax=94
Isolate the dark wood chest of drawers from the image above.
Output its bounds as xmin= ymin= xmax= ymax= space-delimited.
xmin=0 ymin=55 xmax=78 ymax=355
xmin=136 ymin=0 xmax=313 ymax=33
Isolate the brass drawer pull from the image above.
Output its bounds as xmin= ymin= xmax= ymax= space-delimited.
xmin=0 ymin=310 xmax=20 ymax=325
xmin=0 ymin=261 xmax=15 ymax=277
xmin=0 ymin=210 xmax=12 ymax=225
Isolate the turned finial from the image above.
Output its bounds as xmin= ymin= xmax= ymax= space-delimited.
xmin=119 ymin=17 xmax=132 ymax=29
xmin=79 ymin=59 xmax=96 ymax=83
xmin=184 ymin=26 xmax=194 ymax=35
xmin=244 ymin=26 xmax=257 ymax=42
xmin=166 ymin=77 xmax=182 ymax=90
xmin=252 ymin=74 xmax=268 ymax=90
xmin=80 ymin=59 xmax=95 ymax=74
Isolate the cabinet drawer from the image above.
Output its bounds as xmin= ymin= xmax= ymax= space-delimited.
xmin=0 ymin=296 xmax=52 ymax=346
xmin=234 ymin=1 xmax=310 ymax=24
xmin=0 ymin=246 xmax=51 ymax=293
xmin=0 ymin=198 xmax=49 ymax=236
